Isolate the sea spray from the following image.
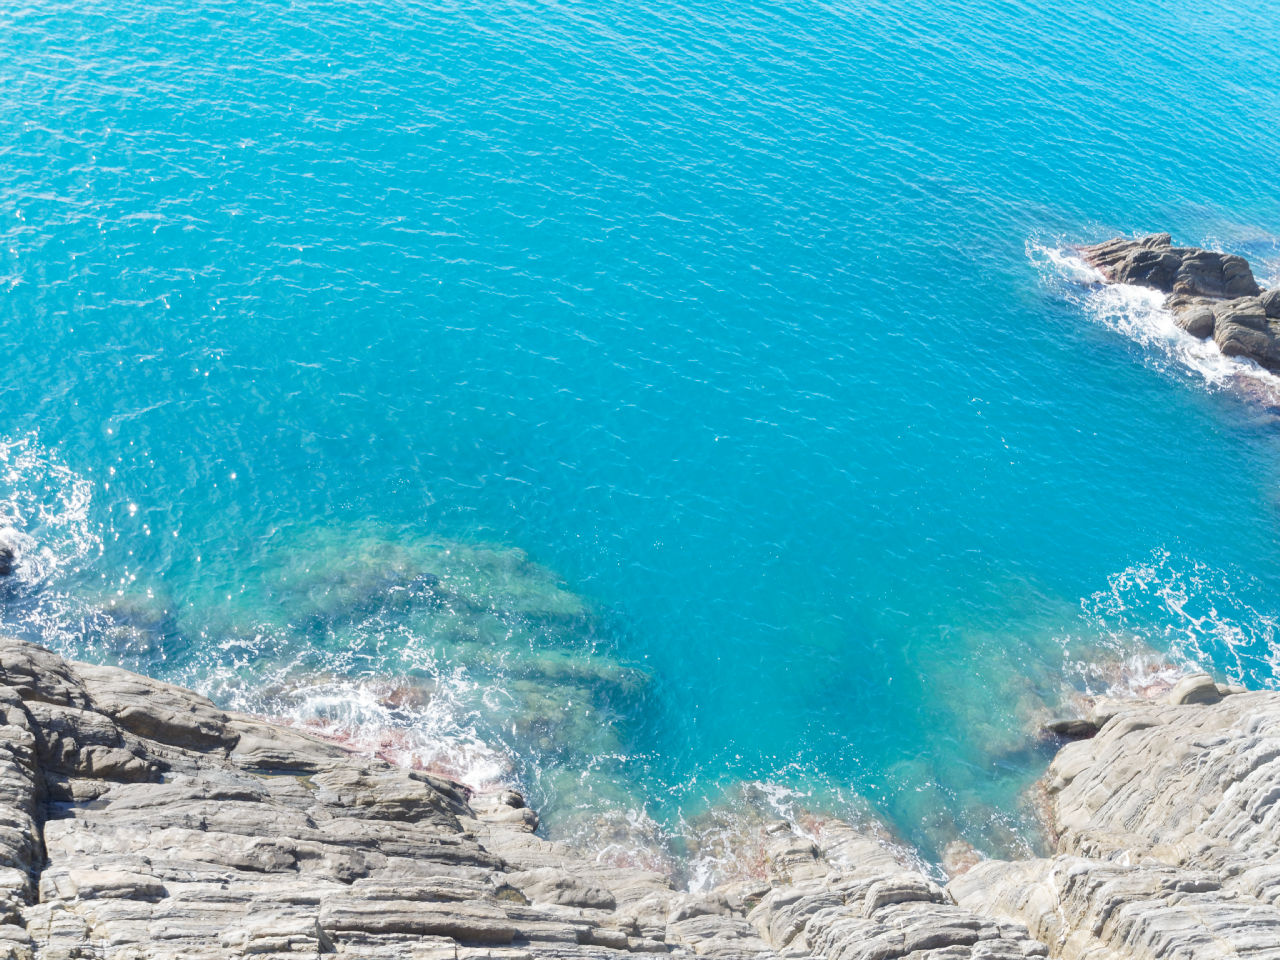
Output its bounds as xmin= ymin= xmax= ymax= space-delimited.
xmin=1081 ymin=549 xmax=1280 ymax=691
xmin=0 ymin=434 xmax=99 ymax=585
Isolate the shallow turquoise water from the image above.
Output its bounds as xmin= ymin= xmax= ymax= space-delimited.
xmin=2 ymin=0 xmax=1280 ymax=870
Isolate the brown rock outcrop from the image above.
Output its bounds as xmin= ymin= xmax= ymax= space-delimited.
xmin=1080 ymin=233 xmax=1280 ymax=369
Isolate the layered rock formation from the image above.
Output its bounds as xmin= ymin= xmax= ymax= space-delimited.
xmin=951 ymin=675 xmax=1280 ymax=959
xmin=1080 ymin=233 xmax=1280 ymax=369
xmin=0 ymin=636 xmax=1047 ymax=960
xmin=3 ymin=634 xmax=1279 ymax=959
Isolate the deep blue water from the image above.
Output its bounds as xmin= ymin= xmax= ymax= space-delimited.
xmin=2 ymin=0 xmax=1280 ymax=874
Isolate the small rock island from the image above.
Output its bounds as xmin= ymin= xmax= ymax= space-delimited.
xmin=1081 ymin=233 xmax=1280 ymax=368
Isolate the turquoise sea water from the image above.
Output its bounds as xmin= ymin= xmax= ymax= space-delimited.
xmin=3 ymin=0 xmax=1280 ymax=874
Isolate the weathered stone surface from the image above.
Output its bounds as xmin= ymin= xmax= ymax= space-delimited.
xmin=1080 ymin=233 xmax=1280 ymax=370
xmin=745 ymin=821 xmax=1046 ymax=960
xmin=10 ymin=634 xmax=1278 ymax=960
xmin=951 ymin=687 xmax=1280 ymax=959
xmin=0 ymin=636 xmax=1052 ymax=959
xmin=1262 ymin=287 xmax=1280 ymax=319
xmin=1164 ymin=672 xmax=1220 ymax=706
xmin=1081 ymin=233 xmax=1261 ymax=300
xmin=1173 ymin=303 xmax=1215 ymax=338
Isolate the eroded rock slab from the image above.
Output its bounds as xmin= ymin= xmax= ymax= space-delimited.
xmin=951 ymin=683 xmax=1280 ymax=959
xmin=17 ymin=635 xmax=1275 ymax=960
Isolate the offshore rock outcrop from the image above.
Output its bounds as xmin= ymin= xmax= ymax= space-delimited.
xmin=1080 ymin=233 xmax=1280 ymax=369
xmin=0 ymin=637 xmax=1046 ymax=960
xmin=0 ymin=529 xmax=19 ymax=578
xmin=951 ymin=675 xmax=1280 ymax=959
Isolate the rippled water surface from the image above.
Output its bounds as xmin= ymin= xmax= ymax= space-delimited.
xmin=2 ymin=0 xmax=1280 ymax=871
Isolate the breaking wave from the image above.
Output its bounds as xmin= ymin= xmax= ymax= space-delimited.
xmin=0 ymin=435 xmax=109 ymax=658
xmin=0 ymin=434 xmax=100 ymax=584
xmin=231 ymin=670 xmax=518 ymax=790
xmin=1077 ymin=549 xmax=1280 ymax=692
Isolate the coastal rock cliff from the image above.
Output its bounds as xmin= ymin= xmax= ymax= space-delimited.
xmin=0 ymin=637 xmax=1045 ymax=960
xmin=951 ymin=678 xmax=1280 ymax=959
xmin=1080 ymin=233 xmax=1280 ymax=369
xmin=2 ymin=637 xmax=1277 ymax=960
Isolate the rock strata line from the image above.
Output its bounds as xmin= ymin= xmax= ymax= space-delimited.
xmin=6 ymin=634 xmax=1277 ymax=960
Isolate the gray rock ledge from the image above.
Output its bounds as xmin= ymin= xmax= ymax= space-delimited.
xmin=2 ymin=635 xmax=1275 ymax=959
xmin=1080 ymin=233 xmax=1280 ymax=370
xmin=0 ymin=636 xmax=1044 ymax=960
xmin=951 ymin=683 xmax=1280 ymax=959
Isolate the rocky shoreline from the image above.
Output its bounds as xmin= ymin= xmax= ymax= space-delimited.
xmin=1 ymin=637 xmax=1277 ymax=959
xmin=1080 ymin=233 xmax=1280 ymax=369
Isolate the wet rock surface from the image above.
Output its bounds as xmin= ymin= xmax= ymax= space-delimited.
xmin=1080 ymin=233 xmax=1280 ymax=370
xmin=951 ymin=682 xmax=1280 ymax=959
xmin=0 ymin=636 xmax=1049 ymax=959
xmin=0 ymin=530 xmax=19 ymax=577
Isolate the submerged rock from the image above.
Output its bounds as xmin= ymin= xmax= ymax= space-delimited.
xmin=80 ymin=523 xmax=654 ymax=831
xmin=1080 ymin=232 xmax=1280 ymax=371
xmin=259 ymin=525 xmax=589 ymax=629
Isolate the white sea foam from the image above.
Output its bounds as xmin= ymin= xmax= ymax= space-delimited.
xmin=0 ymin=434 xmax=112 ymax=664
xmin=1028 ymin=241 xmax=1280 ymax=697
xmin=208 ymin=657 xmax=519 ymax=790
xmin=1071 ymin=549 xmax=1280 ymax=695
xmin=679 ymin=781 xmax=817 ymax=892
xmin=1028 ymin=240 xmax=1280 ymax=405
xmin=0 ymin=434 xmax=100 ymax=584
